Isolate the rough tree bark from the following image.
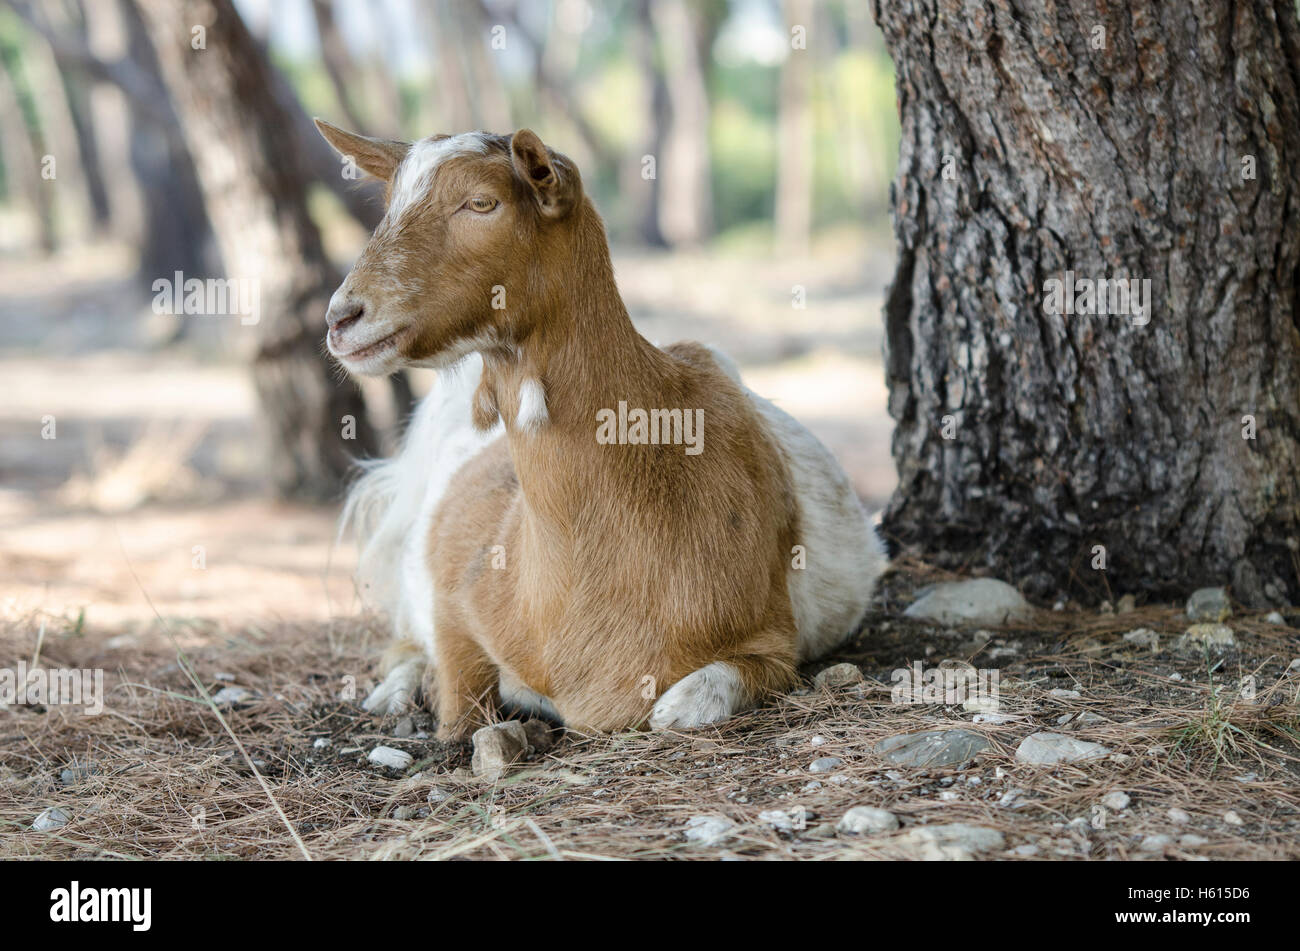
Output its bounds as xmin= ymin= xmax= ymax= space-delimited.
xmin=872 ymin=0 xmax=1300 ymax=606
xmin=138 ymin=0 xmax=379 ymax=500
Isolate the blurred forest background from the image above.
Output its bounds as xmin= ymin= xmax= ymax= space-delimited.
xmin=0 ymin=0 xmax=899 ymax=632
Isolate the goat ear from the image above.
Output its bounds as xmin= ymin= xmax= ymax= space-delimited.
xmin=510 ymin=129 xmax=579 ymax=219
xmin=314 ymin=118 xmax=409 ymax=183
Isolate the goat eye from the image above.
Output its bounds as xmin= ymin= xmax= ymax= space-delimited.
xmin=467 ymin=197 xmax=498 ymax=213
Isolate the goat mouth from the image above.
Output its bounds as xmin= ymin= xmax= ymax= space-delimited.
xmin=334 ymin=326 xmax=408 ymax=362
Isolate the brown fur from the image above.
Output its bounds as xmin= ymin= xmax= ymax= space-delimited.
xmin=317 ymin=121 xmax=802 ymax=736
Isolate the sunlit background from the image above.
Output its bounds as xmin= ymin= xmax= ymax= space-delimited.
xmin=0 ymin=0 xmax=899 ymax=633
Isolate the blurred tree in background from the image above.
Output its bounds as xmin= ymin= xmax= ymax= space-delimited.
xmin=0 ymin=0 xmax=899 ymax=500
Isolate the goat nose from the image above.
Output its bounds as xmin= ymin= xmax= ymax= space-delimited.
xmin=327 ymin=298 xmax=364 ymax=332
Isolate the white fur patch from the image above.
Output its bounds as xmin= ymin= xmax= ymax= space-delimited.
xmin=649 ymin=662 xmax=744 ymax=729
xmin=388 ymin=132 xmax=490 ymax=220
xmin=341 ymin=353 xmax=502 ymax=662
xmin=515 ymin=377 xmax=549 ymax=432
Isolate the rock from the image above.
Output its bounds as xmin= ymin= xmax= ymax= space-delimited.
xmin=522 ymin=719 xmax=554 ymax=754
xmin=807 ymin=756 xmax=843 ymax=773
xmin=876 ymin=729 xmax=991 ymax=767
xmin=1010 ymin=843 xmax=1040 ymax=857
xmin=1074 ymin=712 xmax=1107 ymax=726
xmin=59 ymin=766 xmax=94 ymax=787
xmin=1179 ymin=834 xmax=1209 ymax=847
xmin=1101 ymin=791 xmax=1130 ymax=811
xmin=1048 ymin=688 xmax=1081 ymax=699
xmin=1223 ymin=810 xmax=1244 ymax=826
xmin=312 ymin=738 xmax=330 ymax=749
xmin=758 ymin=809 xmax=801 ymax=832
xmin=1175 ymin=624 xmax=1237 ymax=652
xmin=471 ymin=721 xmax=529 ymax=780
xmin=393 ymin=805 xmax=418 ymax=820
xmin=212 ymin=686 xmax=253 ymax=707
xmin=1265 ymin=611 xmax=1286 ymax=625
xmin=1139 ymin=834 xmax=1172 ymax=852
xmin=903 ymin=578 xmax=1033 ymax=627
xmin=1117 ymin=594 xmax=1137 ymax=614
xmin=891 ymin=823 xmax=1005 ymax=860
xmin=1122 ymin=628 xmax=1160 ymax=650
xmin=1167 ymin=807 xmax=1190 ymax=824
xmin=1015 ymin=732 xmax=1110 ymax=765
xmin=837 ymin=806 xmax=900 ymax=835
xmin=393 ymin=717 xmax=415 ymax=738
xmin=368 ymin=746 xmax=413 ymax=770
xmin=683 ymin=815 xmax=735 ymax=845
xmin=32 ymin=807 xmax=69 ymax=832
xmin=972 ymin=712 xmax=1019 ymax=724
xmin=1186 ymin=587 xmax=1231 ymax=622
xmin=813 ymin=663 xmax=865 ymax=688
xmin=426 ymin=785 xmax=452 ymax=804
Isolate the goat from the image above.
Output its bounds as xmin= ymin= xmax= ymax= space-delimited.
xmin=316 ymin=119 xmax=887 ymax=738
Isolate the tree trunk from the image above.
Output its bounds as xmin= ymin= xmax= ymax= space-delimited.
xmin=873 ymin=0 xmax=1300 ymax=607
xmin=138 ymin=0 xmax=379 ymax=501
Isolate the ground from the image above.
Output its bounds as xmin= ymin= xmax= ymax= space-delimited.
xmin=2 ymin=241 xmax=1298 ymax=860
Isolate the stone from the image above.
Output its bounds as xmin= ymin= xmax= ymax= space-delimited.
xmin=1265 ymin=611 xmax=1286 ymax=625
xmin=903 ymin=578 xmax=1033 ymax=627
xmin=1223 ymin=810 xmax=1244 ymax=826
xmin=368 ymin=746 xmax=413 ymax=770
xmin=807 ymin=756 xmax=843 ymax=773
xmin=757 ymin=809 xmax=804 ymax=832
xmin=32 ymin=807 xmax=69 ymax=832
xmin=212 ymin=686 xmax=253 ymax=707
xmin=1179 ymin=834 xmax=1209 ymax=847
xmin=683 ymin=815 xmax=735 ymax=845
xmin=1101 ymin=791 xmax=1130 ymax=811
xmin=891 ymin=823 xmax=1005 ymax=860
xmin=1048 ymin=688 xmax=1081 ymax=699
xmin=522 ymin=719 xmax=554 ymax=754
xmin=426 ymin=785 xmax=452 ymax=804
xmin=393 ymin=805 xmax=418 ymax=820
xmin=814 ymin=663 xmax=865 ymax=688
xmin=59 ymin=766 xmax=94 ymax=787
xmin=312 ymin=738 xmax=330 ymax=749
xmin=836 ymin=806 xmax=900 ymax=835
xmin=1175 ymin=624 xmax=1237 ymax=652
xmin=1186 ymin=587 xmax=1231 ymax=622
xmin=1167 ymin=807 xmax=1190 ymax=824
xmin=1122 ymin=628 xmax=1160 ymax=650
xmin=1139 ymin=834 xmax=1172 ymax=852
xmin=1117 ymin=594 xmax=1137 ymax=614
xmin=875 ymin=729 xmax=991 ymax=768
xmin=1015 ymin=732 xmax=1110 ymax=765
xmin=471 ymin=721 xmax=529 ymax=780
xmin=393 ymin=717 xmax=415 ymax=738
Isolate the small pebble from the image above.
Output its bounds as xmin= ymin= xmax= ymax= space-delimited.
xmin=368 ymin=746 xmax=413 ymax=770
xmin=808 ymin=757 xmax=842 ymax=773
xmin=1101 ymin=791 xmax=1130 ymax=811
xmin=1167 ymin=807 xmax=1190 ymax=824
xmin=836 ymin=806 xmax=899 ymax=835
xmin=32 ymin=807 xmax=69 ymax=832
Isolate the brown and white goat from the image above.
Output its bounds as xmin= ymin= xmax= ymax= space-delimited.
xmin=316 ymin=119 xmax=886 ymax=737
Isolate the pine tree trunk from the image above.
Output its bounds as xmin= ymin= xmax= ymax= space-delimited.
xmin=872 ymin=0 xmax=1300 ymax=607
xmin=137 ymin=0 xmax=379 ymax=501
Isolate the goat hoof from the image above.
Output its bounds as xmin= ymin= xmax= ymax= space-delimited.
xmin=649 ymin=662 xmax=742 ymax=730
xmin=362 ymin=660 xmax=424 ymax=715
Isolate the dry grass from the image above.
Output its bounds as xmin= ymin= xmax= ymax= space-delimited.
xmin=2 ymin=567 xmax=1299 ymax=861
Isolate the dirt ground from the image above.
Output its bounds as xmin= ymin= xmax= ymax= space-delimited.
xmin=2 ymin=241 xmax=1298 ymax=860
